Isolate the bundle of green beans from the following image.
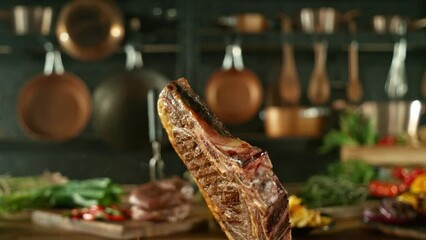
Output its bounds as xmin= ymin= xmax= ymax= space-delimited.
xmin=0 ymin=172 xmax=68 ymax=196
xmin=0 ymin=177 xmax=123 ymax=215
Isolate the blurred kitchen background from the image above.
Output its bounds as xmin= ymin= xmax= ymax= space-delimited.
xmin=0 ymin=0 xmax=425 ymax=184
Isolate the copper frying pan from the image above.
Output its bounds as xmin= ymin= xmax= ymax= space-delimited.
xmin=17 ymin=46 xmax=91 ymax=141
xmin=205 ymin=43 xmax=263 ymax=124
xmin=56 ymin=0 xmax=125 ymax=61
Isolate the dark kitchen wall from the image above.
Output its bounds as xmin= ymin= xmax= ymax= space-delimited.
xmin=0 ymin=0 xmax=425 ymax=184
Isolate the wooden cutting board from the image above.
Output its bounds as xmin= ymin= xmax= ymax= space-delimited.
xmin=31 ymin=205 xmax=210 ymax=239
xmin=340 ymin=145 xmax=426 ymax=167
xmin=371 ymin=223 xmax=426 ymax=239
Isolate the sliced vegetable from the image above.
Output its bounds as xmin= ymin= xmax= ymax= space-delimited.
xmin=364 ymin=198 xmax=417 ymax=225
xmin=289 ymin=195 xmax=332 ymax=228
xmin=379 ymin=198 xmax=418 ymax=224
xmin=67 ymin=204 xmax=130 ymax=222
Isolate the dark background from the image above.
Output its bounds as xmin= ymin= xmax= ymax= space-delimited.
xmin=0 ymin=0 xmax=425 ymax=184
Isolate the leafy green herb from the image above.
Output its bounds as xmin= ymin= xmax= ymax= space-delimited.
xmin=301 ymin=175 xmax=369 ymax=208
xmin=326 ymin=160 xmax=376 ymax=185
xmin=300 ymin=160 xmax=377 ymax=208
xmin=320 ymin=109 xmax=377 ymax=154
xmin=0 ymin=178 xmax=123 ymax=215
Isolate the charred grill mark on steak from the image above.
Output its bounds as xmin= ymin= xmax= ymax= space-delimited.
xmin=158 ymin=78 xmax=291 ymax=240
xmin=173 ymin=81 xmax=231 ymax=137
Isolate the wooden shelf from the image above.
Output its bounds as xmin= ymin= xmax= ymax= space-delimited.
xmin=0 ymin=31 xmax=178 ymax=54
xmin=199 ymin=31 xmax=426 ymax=51
xmin=341 ymin=145 xmax=426 ymax=167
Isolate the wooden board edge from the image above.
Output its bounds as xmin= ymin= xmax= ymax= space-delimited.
xmin=121 ymin=216 xmax=206 ymax=239
xmin=340 ymin=146 xmax=426 ymax=167
xmin=31 ymin=210 xmax=126 ymax=239
xmin=31 ymin=210 xmax=209 ymax=239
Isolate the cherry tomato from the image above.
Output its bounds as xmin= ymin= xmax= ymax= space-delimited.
xmin=67 ymin=205 xmax=130 ymax=222
xmin=107 ymin=214 xmax=127 ymax=221
xmin=404 ymin=169 xmax=426 ymax=186
xmin=392 ymin=167 xmax=409 ymax=181
xmin=369 ymin=180 xmax=406 ymax=197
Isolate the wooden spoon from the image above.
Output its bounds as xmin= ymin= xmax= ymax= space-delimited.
xmin=421 ymin=70 xmax=426 ymax=100
xmin=307 ymin=42 xmax=330 ymax=105
xmin=346 ymin=20 xmax=363 ymax=104
xmin=279 ymin=16 xmax=301 ymax=105
xmin=346 ymin=40 xmax=363 ymax=103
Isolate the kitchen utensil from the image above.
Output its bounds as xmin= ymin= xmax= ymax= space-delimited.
xmin=372 ymin=15 xmax=388 ymax=34
xmin=410 ymin=17 xmax=426 ymax=30
xmin=0 ymin=6 xmax=52 ymax=35
xmin=148 ymin=89 xmax=164 ymax=181
xmin=205 ymin=42 xmax=263 ymax=124
xmin=235 ymin=13 xmax=267 ymax=33
xmin=421 ymin=70 xmax=426 ymax=100
xmin=17 ymin=44 xmax=91 ymax=141
xmin=385 ymin=19 xmax=408 ymax=99
xmin=300 ymin=8 xmax=356 ymax=105
xmin=359 ymin=101 xmax=423 ymax=138
xmin=372 ymin=15 xmax=411 ymax=34
xmin=92 ymin=44 xmax=169 ymax=150
xmin=299 ymin=8 xmax=360 ymax=33
xmin=217 ymin=13 xmax=268 ymax=33
xmin=346 ymin=21 xmax=363 ymax=104
xmin=407 ymin=100 xmax=422 ymax=146
xmin=307 ymin=42 xmax=330 ymax=105
xmin=263 ymin=106 xmax=329 ymax=138
xmin=56 ymin=0 xmax=125 ymax=61
xmin=278 ymin=16 xmax=300 ymax=105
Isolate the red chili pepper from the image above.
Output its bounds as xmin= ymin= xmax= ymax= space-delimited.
xmin=369 ymin=180 xmax=406 ymax=197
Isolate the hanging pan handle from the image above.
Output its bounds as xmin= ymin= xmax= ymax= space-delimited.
xmin=148 ymin=89 xmax=164 ymax=181
xmin=124 ymin=44 xmax=144 ymax=71
xmin=148 ymin=89 xmax=162 ymax=143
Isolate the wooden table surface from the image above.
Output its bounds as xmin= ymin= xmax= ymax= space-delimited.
xmin=0 ymin=217 xmax=418 ymax=240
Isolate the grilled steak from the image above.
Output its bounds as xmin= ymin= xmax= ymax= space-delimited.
xmin=128 ymin=176 xmax=194 ymax=222
xmin=158 ymin=78 xmax=291 ymax=240
xmin=131 ymin=203 xmax=192 ymax=222
xmin=129 ymin=176 xmax=194 ymax=211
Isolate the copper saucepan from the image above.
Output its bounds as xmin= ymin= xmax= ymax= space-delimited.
xmin=205 ymin=42 xmax=263 ymax=124
xmin=17 ymin=45 xmax=92 ymax=141
xmin=263 ymin=106 xmax=329 ymax=138
xmin=55 ymin=0 xmax=125 ymax=61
